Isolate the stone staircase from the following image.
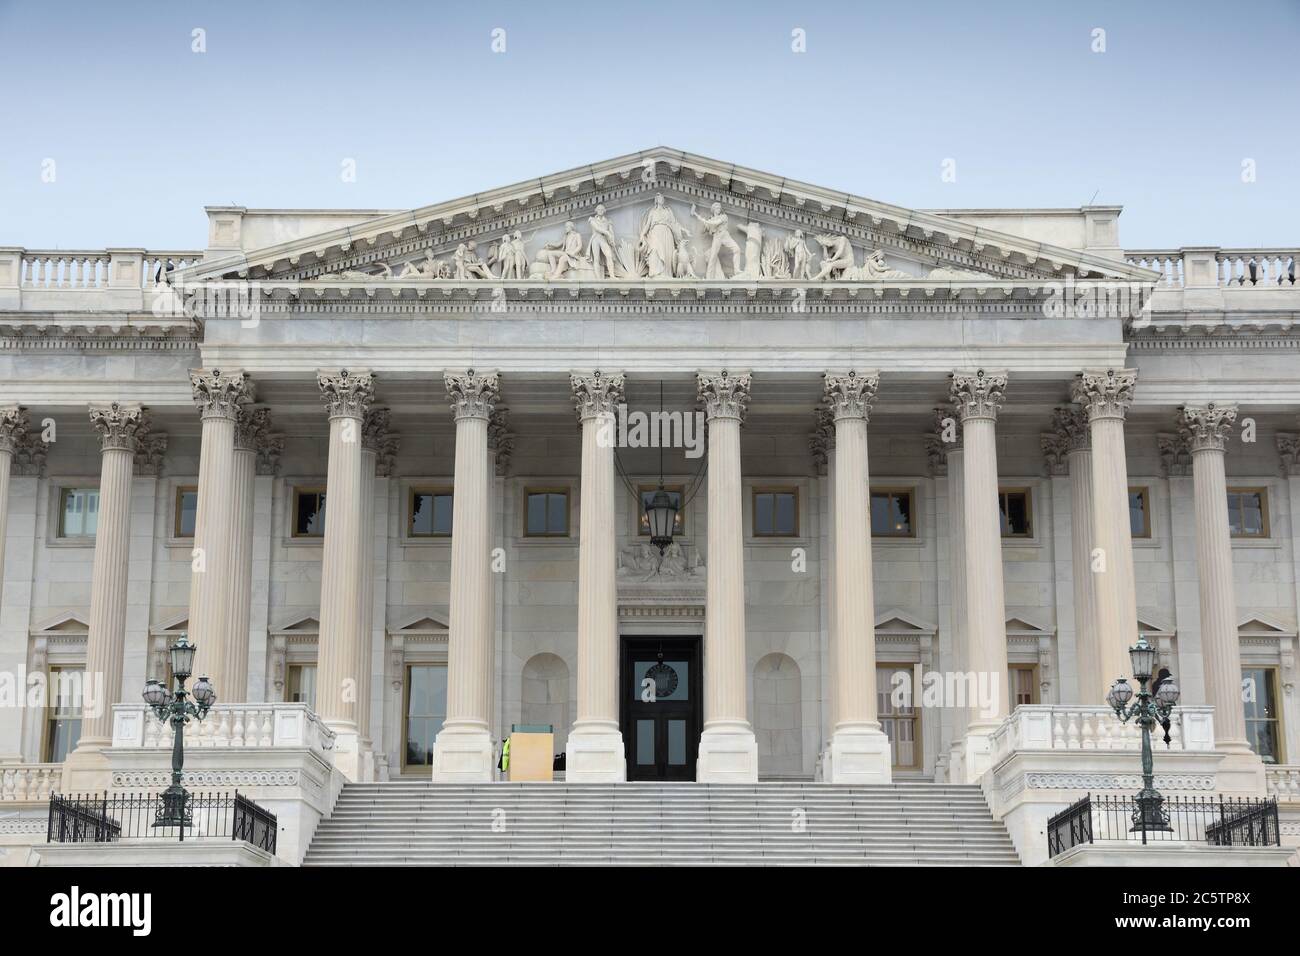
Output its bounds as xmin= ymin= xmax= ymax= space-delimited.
xmin=303 ymin=781 xmax=1021 ymax=866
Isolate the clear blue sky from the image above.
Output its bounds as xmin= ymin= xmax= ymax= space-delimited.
xmin=2 ymin=0 xmax=1297 ymax=250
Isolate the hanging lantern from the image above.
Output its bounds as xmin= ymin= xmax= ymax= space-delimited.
xmin=645 ymin=487 xmax=678 ymax=554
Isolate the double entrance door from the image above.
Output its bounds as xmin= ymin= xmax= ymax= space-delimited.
xmin=620 ymin=636 xmax=702 ymax=781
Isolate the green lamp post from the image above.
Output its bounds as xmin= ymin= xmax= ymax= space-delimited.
xmin=1106 ymin=635 xmax=1181 ymax=833
xmin=141 ymin=634 xmax=216 ymax=830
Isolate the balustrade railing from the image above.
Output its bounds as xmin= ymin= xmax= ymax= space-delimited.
xmin=110 ymin=702 xmax=336 ymax=761
xmin=1124 ymin=248 xmax=1298 ymax=288
xmin=14 ymin=249 xmax=202 ymax=290
xmin=1265 ymin=765 xmax=1300 ymax=802
xmin=0 ymin=763 xmax=63 ymax=802
xmin=990 ymin=704 xmax=1215 ymax=764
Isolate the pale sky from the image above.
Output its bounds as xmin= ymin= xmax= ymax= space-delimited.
xmin=2 ymin=0 xmax=1297 ymax=250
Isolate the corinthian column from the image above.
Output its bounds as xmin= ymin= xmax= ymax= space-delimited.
xmin=64 ymin=403 xmax=146 ymax=788
xmin=357 ymin=407 xmax=396 ymax=779
xmin=0 ymin=406 xmax=28 ymax=616
xmin=1072 ymin=369 xmax=1138 ymax=699
xmin=187 ymin=369 xmax=251 ymax=697
xmin=1181 ymin=404 xmax=1259 ymax=783
xmin=950 ymin=370 xmax=1010 ymax=780
xmin=1048 ymin=406 xmax=1099 ymax=701
xmin=932 ymin=407 xmax=968 ymax=778
xmin=566 ymin=371 xmax=627 ymax=781
xmin=315 ymin=369 xmax=373 ymax=780
xmin=696 ymin=371 xmax=758 ymax=782
xmin=228 ymin=406 xmax=271 ymax=702
xmin=431 ymin=370 xmax=498 ymax=782
xmin=824 ymin=371 xmax=891 ymax=783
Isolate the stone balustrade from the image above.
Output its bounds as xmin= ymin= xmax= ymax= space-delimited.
xmin=0 ymin=763 xmax=62 ymax=802
xmin=990 ymin=704 xmax=1216 ymax=764
xmin=1125 ymin=247 xmax=1298 ymax=288
xmin=110 ymin=703 xmax=336 ymax=761
xmin=15 ymin=249 xmax=202 ymax=290
xmin=1266 ymin=765 xmax=1300 ymax=802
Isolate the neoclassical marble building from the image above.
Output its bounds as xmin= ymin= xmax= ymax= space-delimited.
xmin=1 ymin=149 xmax=1298 ymax=848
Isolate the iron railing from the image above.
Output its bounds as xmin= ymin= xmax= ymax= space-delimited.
xmin=1047 ymin=793 xmax=1280 ymax=857
xmin=47 ymin=791 xmax=277 ymax=854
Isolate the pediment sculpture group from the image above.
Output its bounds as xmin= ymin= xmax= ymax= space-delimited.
xmin=319 ymin=193 xmax=985 ymax=284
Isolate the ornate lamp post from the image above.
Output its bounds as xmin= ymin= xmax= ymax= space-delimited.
xmin=141 ymin=634 xmax=216 ymax=829
xmin=1107 ymin=635 xmax=1181 ymax=833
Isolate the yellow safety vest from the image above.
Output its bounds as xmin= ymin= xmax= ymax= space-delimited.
xmin=501 ymin=738 xmax=510 ymax=772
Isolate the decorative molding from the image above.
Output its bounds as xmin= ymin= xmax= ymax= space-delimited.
xmin=1158 ymin=431 xmax=1193 ymax=477
xmin=823 ymin=369 xmax=879 ymax=423
xmin=361 ymin=406 xmax=401 ymax=477
xmin=444 ymin=368 xmax=499 ymax=422
xmin=809 ymin=407 xmax=834 ymax=475
xmin=949 ymin=368 xmax=1007 ymax=423
xmin=570 ymin=370 xmax=625 ymax=422
xmin=488 ymin=407 xmax=512 ymax=477
xmin=1071 ymin=367 xmax=1137 ymax=422
xmin=132 ymin=426 xmax=168 ymax=476
xmin=697 ymin=369 xmax=751 ymax=423
xmin=1042 ymin=407 xmax=1089 ymax=476
xmin=1024 ymin=771 xmax=1216 ymax=791
xmin=88 ymin=402 xmax=146 ymax=454
xmin=1179 ymin=402 xmax=1237 ymax=454
xmin=0 ymin=404 xmax=27 ymax=455
xmin=317 ymin=368 xmax=374 ymax=420
xmin=234 ymin=405 xmax=272 ymax=453
xmin=190 ymin=367 xmax=252 ymax=421
xmin=1275 ymin=432 xmax=1300 ymax=476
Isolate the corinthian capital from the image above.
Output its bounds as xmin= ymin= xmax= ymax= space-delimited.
xmin=697 ymin=370 xmax=751 ymax=422
xmin=362 ymin=407 xmax=402 ymax=476
xmin=1180 ymin=402 xmax=1237 ymax=453
xmin=823 ymin=370 xmax=879 ymax=423
xmin=1071 ymin=368 xmax=1137 ymax=422
xmin=1278 ymin=433 xmax=1300 ymax=477
xmin=318 ymin=368 xmax=375 ymax=420
xmin=445 ymin=368 xmax=499 ymax=421
xmin=234 ymin=406 xmax=273 ymax=453
xmin=190 ymin=368 xmax=252 ymax=421
xmin=89 ymin=403 xmax=146 ymax=453
xmin=0 ymin=405 xmax=30 ymax=455
xmin=949 ymin=369 xmax=1008 ymax=423
xmin=571 ymin=370 xmax=625 ymax=422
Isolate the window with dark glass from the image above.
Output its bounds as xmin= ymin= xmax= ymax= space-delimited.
xmin=1128 ymin=487 xmax=1150 ymax=538
xmin=998 ymin=488 xmax=1032 ymax=537
xmin=286 ymin=664 xmax=316 ymax=708
xmin=292 ymin=487 xmax=326 ymax=537
xmin=1227 ymin=488 xmax=1268 ymax=538
xmin=1242 ymin=667 xmax=1282 ymax=763
xmin=44 ymin=666 xmax=84 ymax=762
xmin=871 ymin=489 xmax=914 ymax=537
xmin=58 ymin=488 xmax=99 ymax=538
xmin=753 ymin=488 xmax=798 ymax=537
xmin=1008 ymin=665 xmax=1039 ymax=707
xmin=638 ymin=485 xmax=684 ymax=536
xmin=525 ymin=490 xmax=569 ymax=536
xmin=409 ymin=487 xmax=453 ymax=537
xmin=174 ymin=485 xmax=198 ymax=537
xmin=404 ymin=664 xmax=448 ymax=769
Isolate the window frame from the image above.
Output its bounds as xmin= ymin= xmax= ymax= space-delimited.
xmin=1008 ymin=663 xmax=1040 ymax=708
xmin=290 ymin=485 xmax=328 ymax=539
xmin=402 ymin=662 xmax=449 ymax=773
xmin=285 ymin=663 xmax=317 ymax=707
xmin=870 ymin=486 xmax=916 ymax=539
xmin=1128 ymin=485 xmax=1151 ymax=539
xmin=1226 ymin=486 xmax=1270 ymax=539
xmin=173 ymin=484 xmax=198 ymax=539
xmin=408 ymin=485 xmax=454 ymax=538
xmin=1242 ymin=665 xmax=1284 ymax=764
xmin=57 ymin=486 xmax=100 ymax=539
xmin=751 ymin=486 xmax=800 ymax=538
xmin=523 ymin=487 xmax=571 ymax=538
xmin=997 ymin=487 xmax=1034 ymax=539
xmin=42 ymin=664 xmax=85 ymax=763
xmin=876 ymin=662 xmax=922 ymax=771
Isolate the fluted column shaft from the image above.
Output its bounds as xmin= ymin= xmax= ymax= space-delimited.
xmin=188 ymin=369 xmax=250 ymax=694
xmin=227 ymin=441 xmax=256 ymax=701
xmin=1185 ymin=403 xmax=1250 ymax=751
xmin=1074 ymin=369 xmax=1139 ymax=696
xmin=77 ymin=404 xmax=144 ymax=748
xmin=1068 ymin=443 xmax=1101 ymax=700
xmin=0 ymin=407 xmax=21 ymax=619
xmin=946 ymin=445 xmax=967 ymax=743
xmin=357 ymin=445 xmax=377 ymax=742
xmin=316 ymin=370 xmax=373 ymax=736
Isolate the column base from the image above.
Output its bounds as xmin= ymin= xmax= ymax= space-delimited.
xmin=62 ymin=739 xmax=112 ymax=793
xmin=324 ymin=721 xmax=363 ymax=782
xmin=960 ymin=725 xmax=995 ymax=784
xmin=1213 ymin=746 xmax=1268 ymax=797
xmin=430 ymin=722 xmax=495 ymax=783
xmin=948 ymin=738 xmax=967 ymax=785
xmin=565 ymin=722 xmax=626 ymax=782
xmin=696 ymin=721 xmax=758 ymax=783
xmin=827 ymin=725 xmax=892 ymax=784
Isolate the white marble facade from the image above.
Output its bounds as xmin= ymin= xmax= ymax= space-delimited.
xmin=1 ymin=147 xmax=1298 ymax=791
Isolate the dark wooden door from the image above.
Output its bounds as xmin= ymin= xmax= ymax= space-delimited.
xmin=620 ymin=636 xmax=701 ymax=781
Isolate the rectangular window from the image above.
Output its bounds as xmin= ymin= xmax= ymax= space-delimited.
xmin=1227 ymin=488 xmax=1268 ymax=538
xmin=292 ymin=487 xmax=327 ymax=537
xmin=286 ymin=664 xmax=317 ymax=708
xmin=637 ymin=484 xmax=685 ymax=537
xmin=1128 ymin=486 xmax=1150 ymax=539
xmin=1242 ymin=667 xmax=1282 ymax=763
xmin=174 ymin=485 xmax=198 ymax=538
xmin=409 ymin=487 xmax=453 ymax=537
xmin=44 ymin=666 xmax=84 ymax=762
xmin=58 ymin=488 xmax=99 ymax=538
xmin=998 ymin=488 xmax=1033 ymax=538
xmin=524 ymin=489 xmax=569 ymax=537
xmin=876 ymin=664 xmax=919 ymax=770
xmin=753 ymin=487 xmax=798 ymax=537
xmin=404 ymin=664 xmax=448 ymax=769
xmin=870 ymin=488 xmax=915 ymax=538
xmin=1008 ymin=665 xmax=1039 ymax=707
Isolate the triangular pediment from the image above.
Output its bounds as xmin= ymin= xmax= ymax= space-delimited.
xmin=1005 ymin=616 xmax=1052 ymax=635
xmin=183 ymin=147 xmax=1154 ymax=292
xmin=32 ymin=611 xmax=89 ymax=634
xmin=1238 ymin=614 xmax=1295 ymax=636
xmin=874 ymin=609 xmax=936 ymax=635
xmin=270 ymin=615 xmax=320 ymax=634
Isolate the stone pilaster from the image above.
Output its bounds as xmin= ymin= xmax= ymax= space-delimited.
xmin=64 ymin=403 xmax=146 ymax=789
xmin=949 ymin=369 xmax=1010 ymax=781
xmin=1071 ymin=368 xmax=1139 ymax=702
xmin=1048 ymin=406 xmax=1098 ymax=703
xmin=931 ymin=406 xmax=968 ymax=779
xmin=315 ymin=369 xmax=374 ymax=780
xmin=357 ymin=407 xmax=395 ymax=780
xmin=567 ymin=371 xmax=627 ymax=781
xmin=1180 ymin=404 xmax=1259 ymax=785
xmin=824 ymin=371 xmax=891 ymax=783
xmin=227 ymin=406 xmax=272 ymax=702
xmin=696 ymin=370 xmax=758 ymax=782
xmin=186 ymin=368 xmax=252 ymax=699
xmin=431 ymin=369 xmax=499 ymax=782
xmin=0 ymin=406 xmax=27 ymax=625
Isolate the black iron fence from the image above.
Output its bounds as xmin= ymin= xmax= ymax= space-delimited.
xmin=1047 ymin=793 xmax=1280 ymax=857
xmin=48 ymin=791 xmax=277 ymax=854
